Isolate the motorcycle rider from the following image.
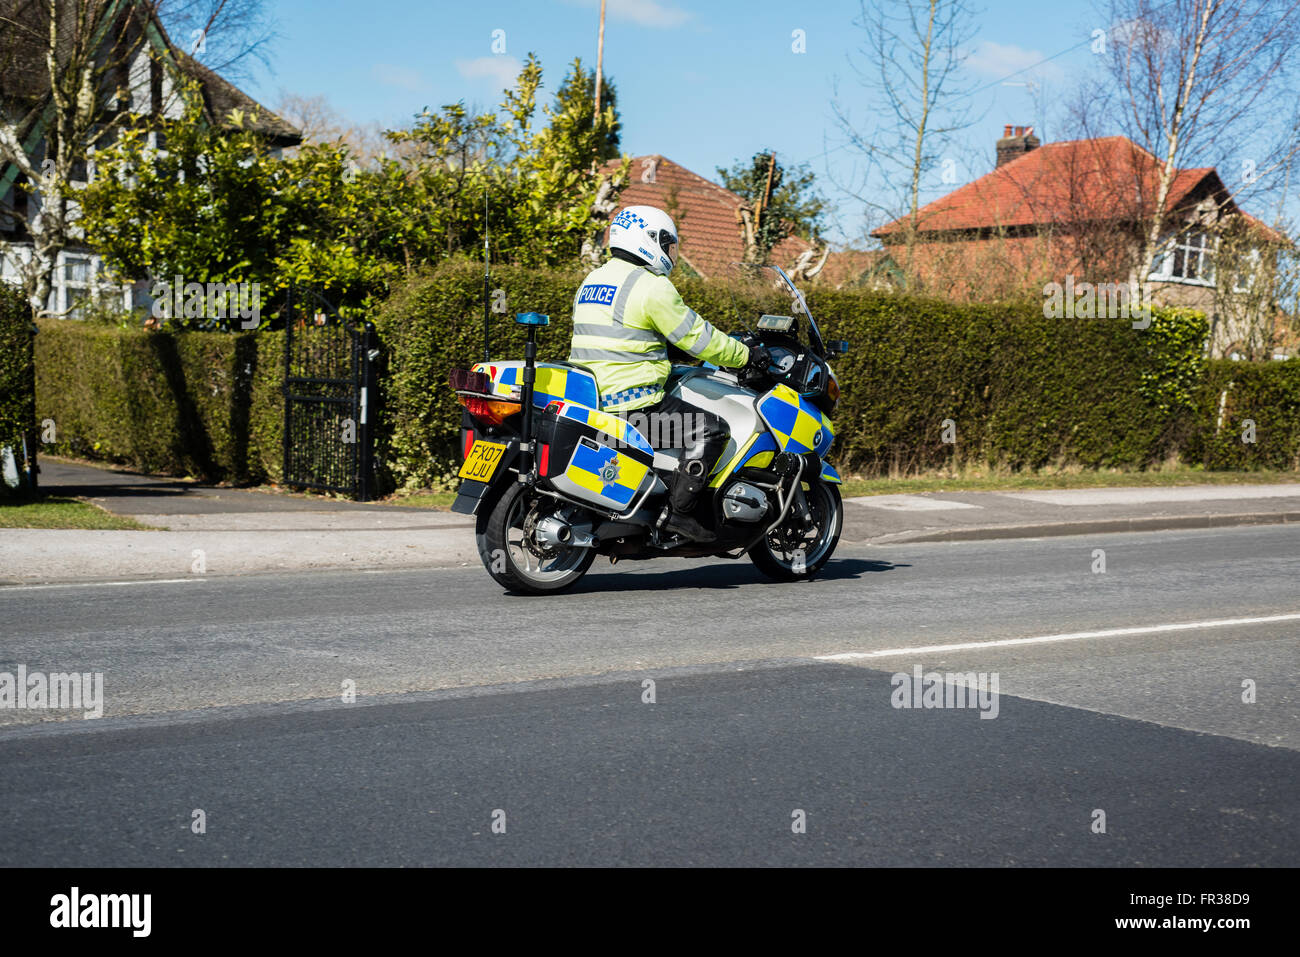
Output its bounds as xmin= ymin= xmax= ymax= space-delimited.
xmin=569 ymin=204 xmax=769 ymax=543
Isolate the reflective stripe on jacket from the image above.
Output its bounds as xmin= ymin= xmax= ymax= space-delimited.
xmin=567 ymin=257 xmax=750 ymax=412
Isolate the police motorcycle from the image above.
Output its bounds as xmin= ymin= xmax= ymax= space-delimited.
xmin=448 ymin=263 xmax=850 ymax=594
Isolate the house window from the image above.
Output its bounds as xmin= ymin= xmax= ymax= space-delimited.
xmin=1232 ymin=248 xmax=1261 ymax=293
xmin=62 ymin=254 xmax=93 ymax=318
xmin=1151 ymin=229 xmax=1215 ymax=284
xmin=64 ymin=257 xmax=91 ymax=285
xmin=57 ymin=253 xmax=124 ymax=318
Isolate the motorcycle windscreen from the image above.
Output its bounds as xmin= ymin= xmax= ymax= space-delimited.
xmin=756 ymin=384 xmax=835 ymax=457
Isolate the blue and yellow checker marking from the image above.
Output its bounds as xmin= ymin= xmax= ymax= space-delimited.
xmin=552 ymin=401 xmax=654 ymax=458
xmin=472 ymin=362 xmax=600 ymax=410
xmin=709 ymin=431 xmax=781 ymax=489
xmin=819 ymin=462 xmax=842 ymax=484
xmin=737 ymin=433 xmax=779 ymax=471
xmin=564 ymin=440 xmax=649 ymax=508
xmin=756 ymin=384 xmax=835 ymax=457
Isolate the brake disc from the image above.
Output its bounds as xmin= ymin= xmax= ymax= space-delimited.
xmin=520 ymin=503 xmax=557 ymax=560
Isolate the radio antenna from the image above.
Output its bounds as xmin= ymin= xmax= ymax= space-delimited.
xmin=483 ymin=180 xmax=491 ymax=362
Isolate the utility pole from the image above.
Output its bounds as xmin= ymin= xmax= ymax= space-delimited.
xmin=594 ymin=0 xmax=607 ymax=118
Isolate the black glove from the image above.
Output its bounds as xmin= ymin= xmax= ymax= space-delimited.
xmin=746 ymin=342 xmax=771 ymax=371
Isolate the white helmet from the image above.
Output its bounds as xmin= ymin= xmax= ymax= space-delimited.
xmin=608 ymin=205 xmax=679 ymax=276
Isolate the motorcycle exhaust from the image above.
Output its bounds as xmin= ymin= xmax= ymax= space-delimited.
xmin=534 ymin=515 xmax=573 ymax=547
xmin=534 ymin=516 xmax=598 ymax=549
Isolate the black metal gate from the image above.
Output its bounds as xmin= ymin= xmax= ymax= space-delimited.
xmin=281 ymin=288 xmax=377 ymax=500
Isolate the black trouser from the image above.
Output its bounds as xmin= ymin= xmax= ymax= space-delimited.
xmin=630 ymin=393 xmax=730 ymax=473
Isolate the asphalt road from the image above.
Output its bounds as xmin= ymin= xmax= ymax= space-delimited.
xmin=1 ymin=524 xmax=1297 ymax=865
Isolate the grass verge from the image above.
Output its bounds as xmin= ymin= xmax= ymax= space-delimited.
xmin=0 ymin=496 xmax=153 ymax=530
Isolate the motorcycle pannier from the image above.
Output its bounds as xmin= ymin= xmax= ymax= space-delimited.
xmin=536 ymin=402 xmax=655 ymax=513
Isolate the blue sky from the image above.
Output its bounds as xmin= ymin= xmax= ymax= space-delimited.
xmin=235 ymin=0 xmax=1123 ymax=245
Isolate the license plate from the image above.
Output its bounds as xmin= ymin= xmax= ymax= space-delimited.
xmin=458 ymin=440 xmax=507 ymax=481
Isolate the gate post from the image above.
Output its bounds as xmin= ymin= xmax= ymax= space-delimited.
xmin=357 ymin=321 xmax=376 ymax=501
xmin=281 ymin=285 xmax=293 ymax=488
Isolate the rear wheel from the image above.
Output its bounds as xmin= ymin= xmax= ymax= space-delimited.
xmin=749 ymin=481 xmax=842 ymax=581
xmin=477 ymin=482 xmax=596 ymax=594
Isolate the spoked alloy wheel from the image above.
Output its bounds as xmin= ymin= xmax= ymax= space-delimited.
xmin=477 ymin=482 xmax=595 ymax=594
xmin=749 ymin=480 xmax=842 ymax=581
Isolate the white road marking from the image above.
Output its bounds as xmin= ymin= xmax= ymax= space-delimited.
xmin=845 ymin=494 xmax=982 ymax=511
xmin=0 ymin=578 xmax=207 ymax=591
xmin=815 ymin=612 xmax=1300 ymax=660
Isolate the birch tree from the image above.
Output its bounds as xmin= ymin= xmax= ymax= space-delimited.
xmin=1093 ymin=0 xmax=1300 ymax=288
xmin=0 ymin=0 xmax=270 ymax=314
xmin=832 ymin=0 xmax=981 ymax=286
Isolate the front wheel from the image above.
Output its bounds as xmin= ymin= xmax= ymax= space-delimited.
xmin=476 ymin=482 xmax=596 ymax=594
xmin=749 ymin=481 xmax=842 ymax=581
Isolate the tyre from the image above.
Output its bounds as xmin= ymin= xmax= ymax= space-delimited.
xmin=476 ymin=482 xmax=596 ymax=594
xmin=749 ymin=480 xmax=843 ymax=581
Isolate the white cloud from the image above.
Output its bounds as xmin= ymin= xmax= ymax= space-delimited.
xmin=455 ymin=55 xmax=524 ymax=90
xmin=560 ymin=0 xmax=691 ymax=29
xmin=965 ymin=41 xmax=1066 ymax=83
xmin=372 ymin=63 xmax=427 ymax=92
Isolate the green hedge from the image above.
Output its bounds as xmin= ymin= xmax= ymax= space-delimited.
xmin=31 ymin=261 xmax=1300 ymax=491
xmin=1187 ymin=359 xmax=1300 ymax=470
xmin=34 ymin=319 xmax=283 ymax=483
xmin=0 ymin=284 xmax=36 ymax=495
xmin=374 ymin=262 xmax=1220 ymax=486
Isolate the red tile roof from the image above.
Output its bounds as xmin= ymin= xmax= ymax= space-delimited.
xmin=600 ymin=155 xmax=814 ymax=279
xmin=1234 ymin=211 xmax=1290 ymax=246
xmin=872 ymin=136 xmax=1254 ymax=238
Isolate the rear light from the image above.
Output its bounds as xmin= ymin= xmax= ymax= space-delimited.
xmin=462 ymin=428 xmax=474 ymax=461
xmin=449 ymin=368 xmax=493 ymax=393
xmin=457 ymin=394 xmax=521 ymax=427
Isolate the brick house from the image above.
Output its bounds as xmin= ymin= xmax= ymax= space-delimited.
xmin=871 ymin=127 xmax=1291 ymax=356
xmin=601 ymin=154 xmax=819 ymax=280
xmin=0 ymin=0 xmax=300 ymax=316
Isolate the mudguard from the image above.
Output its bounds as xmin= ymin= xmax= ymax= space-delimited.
xmin=450 ymin=437 xmax=521 ymax=516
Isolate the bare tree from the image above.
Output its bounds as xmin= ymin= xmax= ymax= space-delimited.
xmin=1093 ymin=0 xmax=1300 ymax=288
xmin=0 ymin=0 xmax=271 ymax=314
xmin=0 ymin=0 xmax=151 ymax=312
xmin=275 ymin=91 xmax=401 ymax=162
xmin=154 ymin=0 xmax=275 ymax=81
xmin=832 ymin=0 xmax=983 ymax=286
xmin=1209 ymin=211 xmax=1297 ymax=358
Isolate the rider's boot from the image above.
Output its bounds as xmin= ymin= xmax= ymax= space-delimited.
xmin=662 ymin=459 xmax=716 ymax=543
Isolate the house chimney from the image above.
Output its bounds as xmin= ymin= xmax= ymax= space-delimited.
xmin=996 ymin=124 xmax=1040 ymax=167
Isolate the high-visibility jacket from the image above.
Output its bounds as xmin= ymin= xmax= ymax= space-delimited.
xmin=567 ymin=257 xmax=750 ymax=412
